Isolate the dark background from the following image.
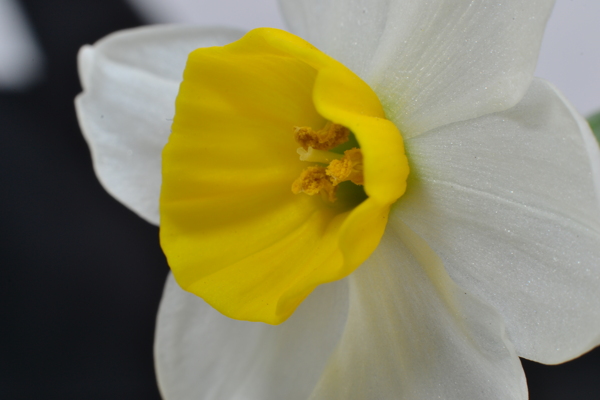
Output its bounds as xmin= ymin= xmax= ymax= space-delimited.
xmin=0 ymin=0 xmax=598 ymax=398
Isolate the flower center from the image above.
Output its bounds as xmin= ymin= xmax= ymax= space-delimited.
xmin=291 ymin=122 xmax=364 ymax=202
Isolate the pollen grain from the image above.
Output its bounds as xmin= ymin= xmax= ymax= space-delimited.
xmin=327 ymin=148 xmax=364 ymax=186
xmin=294 ymin=122 xmax=350 ymax=151
xmin=292 ymin=166 xmax=337 ymax=202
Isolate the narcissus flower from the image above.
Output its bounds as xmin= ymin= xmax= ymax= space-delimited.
xmin=76 ymin=1 xmax=600 ymax=399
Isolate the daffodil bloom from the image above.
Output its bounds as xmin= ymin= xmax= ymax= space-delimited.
xmin=76 ymin=1 xmax=600 ymax=399
xmin=160 ymin=27 xmax=409 ymax=324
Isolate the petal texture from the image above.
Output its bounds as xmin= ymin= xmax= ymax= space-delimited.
xmin=309 ymin=220 xmax=527 ymax=400
xmin=75 ymin=26 xmax=244 ymax=224
xmin=155 ymin=274 xmax=348 ymax=400
xmin=395 ymin=78 xmax=600 ymax=364
xmin=279 ymin=0 xmax=554 ymax=137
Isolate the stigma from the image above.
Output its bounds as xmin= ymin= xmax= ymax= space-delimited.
xmin=291 ymin=122 xmax=364 ymax=202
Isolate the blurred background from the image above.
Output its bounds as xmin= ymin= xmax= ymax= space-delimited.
xmin=0 ymin=0 xmax=598 ymax=398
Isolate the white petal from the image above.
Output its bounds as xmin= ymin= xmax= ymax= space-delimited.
xmin=155 ymin=274 xmax=348 ymax=400
xmin=394 ymin=78 xmax=600 ymax=364
xmin=125 ymin=0 xmax=286 ymax=30
xmin=309 ymin=220 xmax=527 ymax=400
xmin=279 ymin=0 xmax=554 ymax=137
xmin=75 ymin=26 xmax=244 ymax=224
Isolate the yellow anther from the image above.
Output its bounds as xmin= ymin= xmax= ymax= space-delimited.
xmin=294 ymin=122 xmax=350 ymax=151
xmin=326 ymin=148 xmax=364 ymax=186
xmin=291 ymin=166 xmax=337 ymax=202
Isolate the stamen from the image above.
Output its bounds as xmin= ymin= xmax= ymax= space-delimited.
xmin=291 ymin=122 xmax=362 ymax=202
xmin=326 ymin=148 xmax=364 ymax=186
xmin=297 ymin=147 xmax=344 ymax=164
xmin=291 ymin=166 xmax=337 ymax=202
xmin=294 ymin=122 xmax=350 ymax=151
